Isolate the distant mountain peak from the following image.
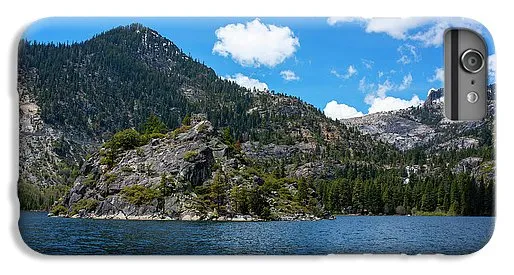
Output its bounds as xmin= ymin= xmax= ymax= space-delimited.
xmin=424 ymin=87 xmax=444 ymax=107
xmin=103 ymin=23 xmax=152 ymax=35
xmin=427 ymin=88 xmax=439 ymax=97
xmin=91 ymin=23 xmax=172 ymax=47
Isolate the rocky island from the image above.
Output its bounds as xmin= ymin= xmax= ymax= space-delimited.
xmin=51 ymin=114 xmax=332 ymax=221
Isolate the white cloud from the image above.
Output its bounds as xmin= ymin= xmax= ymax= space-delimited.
xmin=361 ymin=59 xmax=374 ymax=69
xmin=378 ymin=71 xmax=384 ymax=78
xmin=397 ymin=44 xmax=421 ymax=64
xmin=280 ymin=70 xmax=300 ymax=81
xmin=375 ymin=79 xmax=394 ymax=99
xmin=327 ymin=17 xmax=430 ymax=39
xmin=331 ymin=65 xmax=358 ymax=79
xmin=213 ymin=19 xmax=299 ymax=67
xmin=359 ymin=77 xmax=375 ymax=93
xmin=346 ymin=65 xmax=358 ymax=78
xmin=365 ymin=18 xmax=432 ymax=39
xmin=323 ymin=100 xmax=364 ymax=119
xmin=410 ymin=18 xmax=485 ymax=47
xmin=398 ymin=73 xmax=413 ymax=90
xmin=409 ymin=22 xmax=448 ymax=47
xmin=488 ymin=54 xmax=496 ymax=83
xmin=328 ymin=17 xmax=485 ymax=47
xmin=327 ymin=17 xmax=367 ymax=26
xmin=222 ymin=73 xmax=268 ymax=90
xmin=428 ymin=67 xmax=444 ymax=83
xmin=324 ymin=73 xmax=422 ymax=119
xmin=362 ymin=77 xmax=422 ymax=113
xmin=367 ymin=95 xmax=423 ymax=114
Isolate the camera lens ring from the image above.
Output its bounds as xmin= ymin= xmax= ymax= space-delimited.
xmin=460 ymin=49 xmax=485 ymax=74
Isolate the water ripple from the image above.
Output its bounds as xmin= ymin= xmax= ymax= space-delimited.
xmin=18 ymin=212 xmax=494 ymax=255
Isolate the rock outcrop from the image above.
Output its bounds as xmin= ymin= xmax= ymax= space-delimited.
xmin=59 ymin=116 xmax=326 ymax=221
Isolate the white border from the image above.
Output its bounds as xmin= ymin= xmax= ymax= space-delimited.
xmin=1 ymin=1 xmax=512 ymax=274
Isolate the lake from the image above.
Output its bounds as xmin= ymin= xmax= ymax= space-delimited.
xmin=18 ymin=211 xmax=494 ymax=255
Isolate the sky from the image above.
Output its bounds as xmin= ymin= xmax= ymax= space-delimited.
xmin=23 ymin=17 xmax=496 ymax=119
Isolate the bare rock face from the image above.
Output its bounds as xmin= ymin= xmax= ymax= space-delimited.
xmin=346 ymin=112 xmax=437 ymax=151
xmin=19 ymin=76 xmax=93 ymax=187
xmin=62 ymin=117 xmax=226 ymax=219
xmin=242 ymin=141 xmax=316 ymax=160
xmin=453 ymin=157 xmax=483 ymax=175
xmin=344 ymin=86 xmax=495 ymax=152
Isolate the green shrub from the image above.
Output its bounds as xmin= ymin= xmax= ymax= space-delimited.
xmin=182 ymin=114 xmax=191 ymax=126
xmin=120 ymin=185 xmax=161 ymax=206
xmin=197 ymin=122 xmax=209 ymax=133
xmin=83 ymin=174 xmax=96 ymax=187
xmin=169 ymin=125 xmax=191 ymax=139
xmin=183 ymin=150 xmax=199 ymax=162
xmin=242 ymin=166 xmax=262 ymax=178
xmin=105 ymin=128 xmax=142 ymax=151
xmin=50 ymin=204 xmax=68 ymax=216
xmin=99 ymin=147 xmax=116 ymax=167
xmin=140 ymin=132 xmax=166 ymax=145
xmin=158 ymin=174 xmax=175 ymax=197
xmin=70 ymin=198 xmax=98 ymax=216
xmin=147 ymin=132 xmax=166 ymax=140
xmin=121 ymin=166 xmax=134 ymax=173
xmin=105 ymin=173 xmax=118 ymax=184
xmin=141 ymin=114 xmax=167 ymax=135
xmin=100 ymin=156 xmax=113 ymax=167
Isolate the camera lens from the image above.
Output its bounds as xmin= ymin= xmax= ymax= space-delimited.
xmin=461 ymin=49 xmax=484 ymax=73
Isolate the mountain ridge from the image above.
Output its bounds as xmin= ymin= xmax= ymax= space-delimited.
xmin=344 ymin=85 xmax=494 ymax=152
xmin=18 ymin=23 xmax=398 ymax=190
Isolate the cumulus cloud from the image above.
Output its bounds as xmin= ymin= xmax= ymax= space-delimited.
xmin=331 ymin=65 xmax=358 ymax=79
xmin=362 ymin=78 xmax=422 ymax=113
xmin=488 ymin=54 xmax=496 ymax=83
xmin=397 ymin=44 xmax=421 ymax=64
xmin=324 ymin=74 xmax=422 ymax=119
xmin=398 ymin=73 xmax=413 ymax=90
xmin=280 ymin=70 xmax=300 ymax=81
xmin=323 ymin=100 xmax=364 ymax=120
xmin=428 ymin=67 xmax=444 ymax=83
xmin=213 ymin=19 xmax=299 ymax=67
xmin=328 ymin=17 xmax=485 ymax=47
xmin=378 ymin=71 xmax=384 ymax=78
xmin=367 ymin=95 xmax=423 ymax=114
xmin=222 ymin=73 xmax=268 ymax=90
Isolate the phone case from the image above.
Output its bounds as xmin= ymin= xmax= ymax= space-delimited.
xmin=17 ymin=17 xmax=495 ymax=255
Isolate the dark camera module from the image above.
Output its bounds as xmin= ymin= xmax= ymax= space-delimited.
xmin=461 ymin=49 xmax=484 ymax=73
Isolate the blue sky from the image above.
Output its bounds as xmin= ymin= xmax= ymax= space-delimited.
xmin=23 ymin=17 xmax=496 ymax=119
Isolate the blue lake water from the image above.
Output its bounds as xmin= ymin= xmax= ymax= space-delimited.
xmin=18 ymin=211 xmax=494 ymax=255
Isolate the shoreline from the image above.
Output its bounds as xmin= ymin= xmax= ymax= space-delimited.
xmin=46 ymin=211 xmax=331 ymax=222
xmin=40 ymin=211 xmax=495 ymax=221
